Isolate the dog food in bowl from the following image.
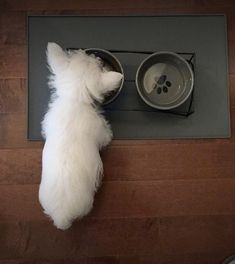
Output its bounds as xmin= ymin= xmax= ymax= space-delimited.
xmin=85 ymin=48 xmax=124 ymax=105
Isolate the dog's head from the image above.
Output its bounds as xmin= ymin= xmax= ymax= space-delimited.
xmin=46 ymin=42 xmax=123 ymax=103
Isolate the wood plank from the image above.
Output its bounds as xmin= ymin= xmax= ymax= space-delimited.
xmin=0 ymin=45 xmax=26 ymax=79
xmin=0 ymin=149 xmax=41 ymax=184
xmin=0 ymin=221 xmax=23 ymax=259
xmin=0 ymin=114 xmax=43 ymax=148
xmin=229 ymin=40 xmax=235 ymax=74
xmin=0 ymin=254 xmax=229 ymax=264
xmin=2 ymin=0 xmax=204 ymax=12
xmin=120 ymin=251 xmax=229 ymax=264
xmin=0 ymin=185 xmax=44 ymax=221
xmin=230 ymin=74 xmax=235 ymax=107
xmin=0 ymin=216 xmax=234 ymax=262
xmin=227 ymin=12 xmax=235 ymax=43
xmin=0 ymin=79 xmax=26 ymax=113
xmin=0 ymin=12 xmax=26 ymax=45
xmin=230 ymin=106 xmax=235 ymax=142
xmin=1 ymin=179 xmax=235 ymax=220
xmin=0 ymin=258 xmax=120 ymax=264
xmin=4 ymin=0 xmax=235 ymax=12
xmin=0 ymin=260 xmax=118 ymax=264
xmin=203 ymin=0 xmax=235 ymax=7
xmin=93 ymin=179 xmax=235 ymax=218
xmin=159 ymin=215 xmax=235 ymax=263
xmin=103 ymin=142 xmax=235 ymax=181
xmin=1 ymin=141 xmax=235 ymax=184
xmin=0 ymin=218 xmax=160 ymax=259
xmin=122 ymin=253 xmax=228 ymax=264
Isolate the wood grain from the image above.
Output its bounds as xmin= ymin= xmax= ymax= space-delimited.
xmin=0 ymin=79 xmax=26 ymax=113
xmin=2 ymin=0 xmax=208 ymax=12
xmin=0 ymin=12 xmax=26 ymax=45
xmin=159 ymin=215 xmax=235 ymax=256
xmin=0 ymin=218 xmax=160 ymax=259
xmin=1 ymin=179 xmax=235 ymax=220
xmin=0 ymin=149 xmax=41 ymax=184
xmin=230 ymin=74 xmax=235 ymax=107
xmin=1 ymin=142 xmax=235 ymax=184
xmin=229 ymin=40 xmax=235 ymax=74
xmin=0 ymin=113 xmax=43 ymax=148
xmin=0 ymin=254 xmax=229 ymax=264
xmin=3 ymin=0 xmax=235 ymax=12
xmin=0 ymin=45 xmax=26 ymax=79
xmin=0 ymin=259 xmax=120 ymax=264
xmin=155 ymin=215 xmax=235 ymax=264
xmin=83 ymin=179 xmax=235 ymax=218
xmin=0 ymin=216 xmax=235 ymax=263
xmin=103 ymin=142 xmax=235 ymax=181
xmin=156 ymin=253 xmax=228 ymax=264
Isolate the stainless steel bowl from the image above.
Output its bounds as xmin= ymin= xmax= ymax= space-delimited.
xmin=136 ymin=51 xmax=194 ymax=110
xmin=85 ymin=48 xmax=124 ymax=105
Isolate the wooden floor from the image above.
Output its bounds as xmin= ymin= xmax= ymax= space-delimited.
xmin=1 ymin=1 xmax=235 ymax=263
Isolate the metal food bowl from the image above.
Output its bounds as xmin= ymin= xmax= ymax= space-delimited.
xmin=136 ymin=51 xmax=194 ymax=110
xmin=85 ymin=48 xmax=124 ymax=105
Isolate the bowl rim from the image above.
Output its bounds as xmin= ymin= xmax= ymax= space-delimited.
xmin=85 ymin=48 xmax=124 ymax=105
xmin=222 ymin=254 xmax=235 ymax=264
xmin=135 ymin=51 xmax=194 ymax=110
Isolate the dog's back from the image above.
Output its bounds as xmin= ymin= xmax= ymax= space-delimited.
xmin=39 ymin=43 xmax=122 ymax=229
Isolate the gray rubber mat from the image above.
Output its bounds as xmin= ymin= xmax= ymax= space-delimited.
xmin=27 ymin=15 xmax=230 ymax=139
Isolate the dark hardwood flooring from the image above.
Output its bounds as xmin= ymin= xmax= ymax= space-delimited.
xmin=0 ymin=1 xmax=235 ymax=263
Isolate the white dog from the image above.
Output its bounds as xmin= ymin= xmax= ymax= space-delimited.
xmin=39 ymin=43 xmax=123 ymax=230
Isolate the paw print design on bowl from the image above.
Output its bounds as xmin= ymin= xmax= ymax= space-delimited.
xmin=136 ymin=51 xmax=194 ymax=110
xmin=153 ymin=75 xmax=172 ymax=94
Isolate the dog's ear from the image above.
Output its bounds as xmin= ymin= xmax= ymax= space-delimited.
xmin=47 ymin=42 xmax=68 ymax=74
xmin=101 ymin=71 xmax=123 ymax=93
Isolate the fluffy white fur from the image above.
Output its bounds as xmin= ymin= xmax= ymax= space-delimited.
xmin=39 ymin=43 xmax=123 ymax=230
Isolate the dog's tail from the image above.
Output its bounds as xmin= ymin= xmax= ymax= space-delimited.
xmin=39 ymin=145 xmax=103 ymax=230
